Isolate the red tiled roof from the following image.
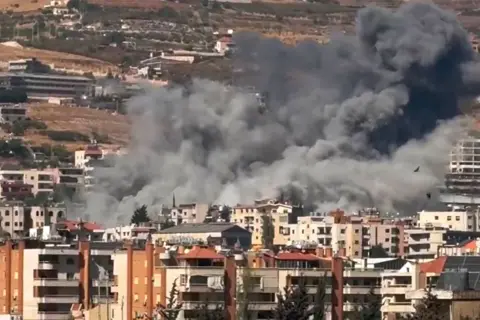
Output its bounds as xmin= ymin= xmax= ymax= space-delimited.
xmin=419 ymin=256 xmax=447 ymax=274
xmin=275 ymin=252 xmax=320 ymax=261
xmin=178 ymin=246 xmax=224 ymax=260
xmin=463 ymin=239 xmax=477 ymax=250
xmin=59 ymin=220 xmax=103 ymax=232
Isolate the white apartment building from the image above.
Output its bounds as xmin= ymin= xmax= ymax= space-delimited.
xmin=102 ymin=224 xmax=156 ymax=242
xmin=171 ymin=203 xmax=209 ymax=225
xmin=418 ymin=207 xmax=480 ymax=232
xmin=0 ymin=169 xmax=55 ymax=196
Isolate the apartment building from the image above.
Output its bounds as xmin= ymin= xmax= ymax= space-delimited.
xmin=170 ymin=203 xmax=209 ymax=225
xmin=152 ymin=222 xmax=252 ymax=249
xmin=0 ymin=204 xmax=66 ymax=238
xmin=418 ymin=206 xmax=480 ymax=231
xmin=0 ymin=169 xmax=55 ymax=197
xmin=232 ymin=199 xmax=300 ymax=246
xmin=56 ymin=167 xmax=85 ymax=194
xmin=107 ymin=241 xmax=426 ymax=320
xmin=0 ymin=239 xmax=119 ymax=320
xmin=74 ymin=145 xmax=104 ymax=169
xmin=271 ymin=209 xmax=405 ymax=258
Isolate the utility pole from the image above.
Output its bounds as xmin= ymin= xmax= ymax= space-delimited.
xmin=106 ymin=274 xmax=110 ymax=320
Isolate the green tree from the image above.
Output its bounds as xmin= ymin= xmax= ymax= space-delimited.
xmin=410 ymin=288 xmax=448 ymax=320
xmin=160 ymin=219 xmax=175 ymax=230
xmin=261 ymin=214 xmax=274 ymax=250
xmin=237 ymin=267 xmax=255 ymax=320
xmin=156 ymin=279 xmax=183 ymax=320
xmin=369 ymin=244 xmax=389 ymax=258
xmin=274 ymin=278 xmax=311 ymax=320
xmin=312 ymin=274 xmax=326 ymax=320
xmin=360 ymin=287 xmax=381 ymax=320
xmin=131 ymin=205 xmax=150 ymax=224
xmin=193 ymin=302 xmax=224 ymax=320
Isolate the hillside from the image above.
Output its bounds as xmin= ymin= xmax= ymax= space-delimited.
xmin=0 ymin=43 xmax=119 ymax=75
xmin=24 ymin=103 xmax=130 ymax=151
xmin=0 ymin=0 xmax=50 ymax=12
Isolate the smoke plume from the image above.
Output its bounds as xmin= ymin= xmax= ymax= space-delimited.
xmin=82 ymin=2 xmax=479 ymax=226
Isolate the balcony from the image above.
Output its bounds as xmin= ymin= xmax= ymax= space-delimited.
xmin=92 ymin=279 xmax=115 ymax=287
xmin=34 ymin=278 xmax=78 ymax=287
xmin=381 ymin=302 xmax=415 ymax=313
xmin=381 ymin=284 xmax=411 ymax=295
xmin=38 ymin=295 xmax=79 ymax=304
xmin=344 ymin=268 xmax=382 ymax=278
xmin=182 ymin=301 xmax=224 ymax=310
xmin=38 ymin=262 xmax=56 ymax=270
xmin=248 ymin=301 xmax=277 ymax=311
xmin=38 ymin=312 xmax=72 ymax=320
xmin=343 ymin=286 xmax=380 ymax=295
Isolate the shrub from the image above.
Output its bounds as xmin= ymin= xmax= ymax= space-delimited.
xmin=42 ymin=130 xmax=90 ymax=142
xmin=6 ymin=119 xmax=48 ymax=136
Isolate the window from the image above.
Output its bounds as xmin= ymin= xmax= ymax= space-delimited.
xmin=355 ymin=229 xmax=359 ymax=234
xmin=66 ymin=258 xmax=74 ymax=265
xmin=354 ymin=251 xmax=359 ymax=255
xmin=385 ymin=238 xmax=390 ymax=242
xmin=14 ymin=222 xmax=17 ymax=227
xmin=447 ymin=216 xmax=452 ymax=221
xmin=4 ymin=222 xmax=9 ymax=227
xmin=456 ymin=216 xmax=461 ymax=221
xmin=385 ymin=229 xmax=390 ymax=233
xmin=4 ymin=211 xmax=9 ymax=216
xmin=354 ymin=240 xmax=359 ymax=244
xmin=14 ymin=211 xmax=18 ymax=216
xmin=341 ymin=229 xmax=345 ymax=234
xmin=134 ymin=277 xmax=139 ymax=285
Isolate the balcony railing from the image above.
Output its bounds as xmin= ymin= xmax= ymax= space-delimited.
xmin=34 ymin=278 xmax=78 ymax=287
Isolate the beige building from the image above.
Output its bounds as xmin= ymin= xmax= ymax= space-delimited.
xmin=260 ymin=209 xmax=405 ymax=258
xmin=0 ymin=204 xmax=66 ymax=238
xmin=170 ymin=203 xmax=209 ymax=225
xmin=405 ymin=227 xmax=446 ymax=259
xmin=232 ymin=199 xmax=293 ymax=246
xmin=418 ymin=207 xmax=479 ymax=232
xmin=0 ymin=169 xmax=54 ymax=196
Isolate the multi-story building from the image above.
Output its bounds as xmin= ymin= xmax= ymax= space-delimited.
xmin=0 ymin=204 xmax=66 ymax=238
xmin=232 ymin=199 xmax=300 ymax=246
xmin=102 ymin=224 xmax=156 ymax=242
xmin=170 ymin=203 xmax=209 ymax=225
xmin=108 ymin=241 xmax=421 ymax=320
xmin=56 ymin=167 xmax=85 ymax=194
xmin=0 ymin=169 xmax=55 ymax=197
xmin=0 ymin=72 xmax=94 ymax=100
xmin=440 ymin=136 xmax=480 ymax=206
xmin=0 ymin=237 xmax=119 ymax=320
xmin=0 ymin=104 xmax=27 ymax=124
xmin=418 ymin=206 xmax=480 ymax=232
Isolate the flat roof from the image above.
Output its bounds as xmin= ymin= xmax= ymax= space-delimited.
xmin=0 ymin=72 xmax=93 ymax=82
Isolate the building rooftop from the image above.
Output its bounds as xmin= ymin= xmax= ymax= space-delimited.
xmin=0 ymin=72 xmax=93 ymax=82
xmin=275 ymin=252 xmax=320 ymax=261
xmin=158 ymin=222 xmax=248 ymax=234
xmin=178 ymin=246 xmax=224 ymax=260
xmin=57 ymin=220 xmax=103 ymax=232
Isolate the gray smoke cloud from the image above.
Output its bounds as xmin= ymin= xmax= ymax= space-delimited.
xmin=80 ymin=2 xmax=479 ymax=226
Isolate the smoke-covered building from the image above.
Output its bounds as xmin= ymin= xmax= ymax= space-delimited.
xmin=440 ymin=137 xmax=480 ymax=206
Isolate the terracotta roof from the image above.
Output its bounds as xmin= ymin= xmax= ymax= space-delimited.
xmin=59 ymin=220 xmax=103 ymax=232
xmin=463 ymin=239 xmax=477 ymax=250
xmin=275 ymin=252 xmax=320 ymax=261
xmin=420 ymin=256 xmax=447 ymax=273
xmin=178 ymin=246 xmax=224 ymax=260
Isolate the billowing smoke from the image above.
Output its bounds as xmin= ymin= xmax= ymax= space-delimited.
xmin=81 ymin=2 xmax=479 ymax=226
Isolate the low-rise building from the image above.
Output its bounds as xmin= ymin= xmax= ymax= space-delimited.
xmin=0 ymin=103 xmax=27 ymax=124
